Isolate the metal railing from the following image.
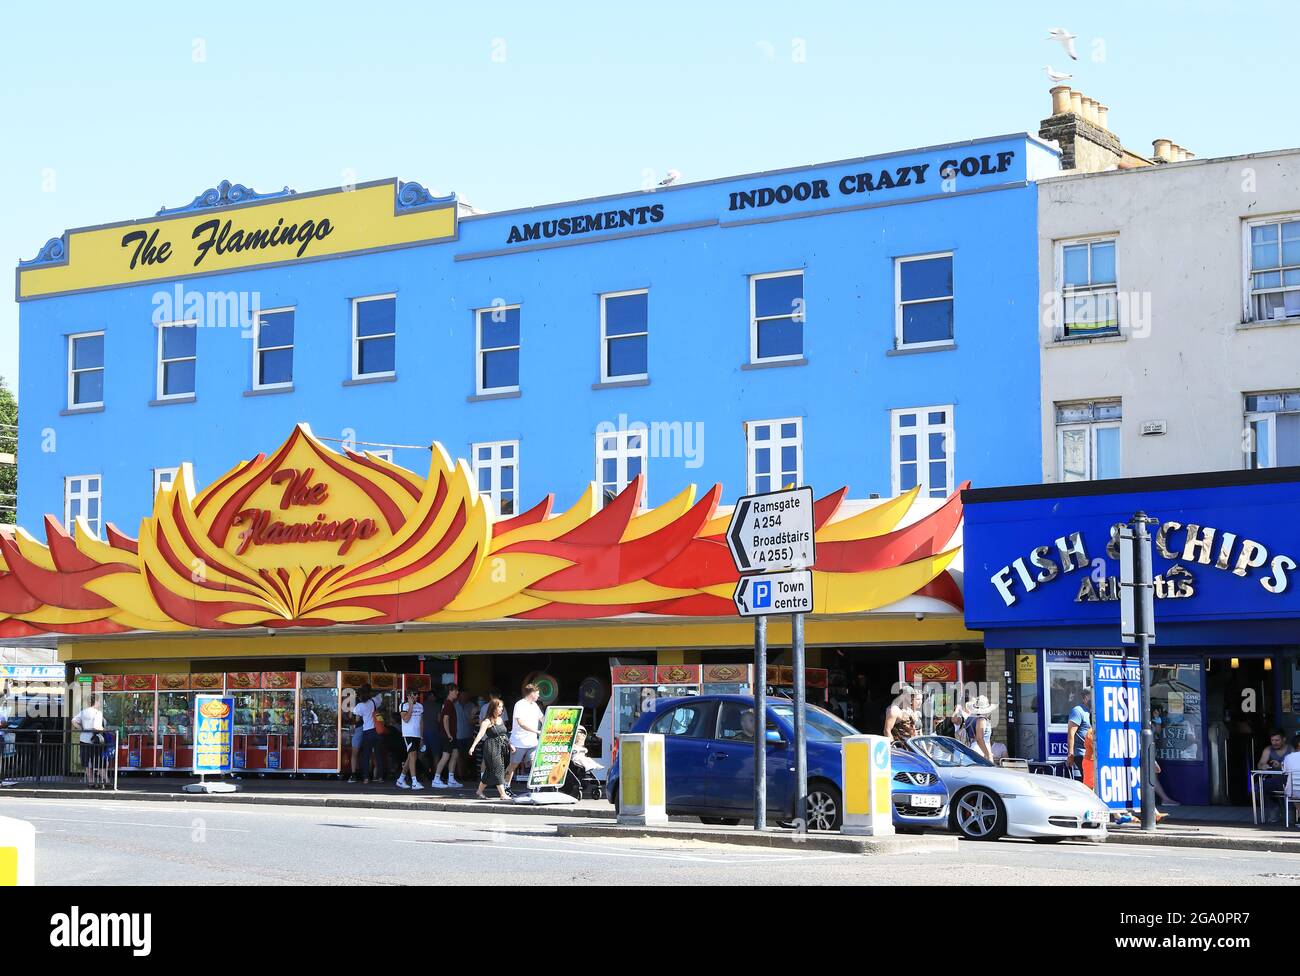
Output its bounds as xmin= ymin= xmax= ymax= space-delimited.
xmin=0 ymin=728 xmax=119 ymax=789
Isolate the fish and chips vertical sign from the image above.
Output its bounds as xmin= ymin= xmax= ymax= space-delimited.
xmin=1091 ymin=656 xmax=1143 ymax=811
xmin=528 ymin=705 xmax=583 ymax=790
xmin=193 ymin=695 xmax=235 ymax=775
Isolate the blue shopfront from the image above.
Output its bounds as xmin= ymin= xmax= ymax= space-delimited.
xmin=963 ymin=468 xmax=1300 ymax=807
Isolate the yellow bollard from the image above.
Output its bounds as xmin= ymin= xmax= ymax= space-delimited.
xmin=841 ymin=735 xmax=895 ymax=836
xmin=617 ymin=733 xmax=667 ymax=825
xmin=0 ymin=815 xmax=36 ymax=885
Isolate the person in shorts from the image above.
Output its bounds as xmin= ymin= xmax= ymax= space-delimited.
xmin=72 ymin=694 xmax=107 ymax=788
xmin=396 ymin=692 xmax=424 ymax=790
xmin=431 ymin=684 xmax=463 ymax=788
xmin=505 ymin=683 xmax=544 ymax=787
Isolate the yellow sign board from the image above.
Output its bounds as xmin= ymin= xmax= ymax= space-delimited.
xmin=17 ymin=179 xmax=456 ymax=300
xmin=1016 ymin=653 xmax=1038 ymax=684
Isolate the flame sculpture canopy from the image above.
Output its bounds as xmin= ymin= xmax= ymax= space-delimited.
xmin=0 ymin=425 xmax=966 ymax=637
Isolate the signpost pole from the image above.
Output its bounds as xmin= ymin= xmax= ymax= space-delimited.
xmin=792 ymin=611 xmax=808 ymax=834
xmin=1134 ymin=514 xmax=1157 ymax=833
xmin=753 ymin=615 xmax=767 ymax=832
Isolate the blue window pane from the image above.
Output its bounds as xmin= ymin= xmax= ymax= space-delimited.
xmin=929 ymin=461 xmax=947 ymax=493
xmin=501 ymin=464 xmax=514 ymax=489
xmin=1253 ymin=243 xmax=1278 ymax=271
xmin=1255 ymin=271 xmax=1282 ymax=289
xmin=501 ymin=444 xmax=514 ymax=459
xmin=928 ymin=411 xmax=947 ymax=425
xmin=73 ymin=334 xmax=104 ymax=370
xmin=258 ymin=348 xmax=293 ymax=385
xmin=162 ymin=324 xmax=196 ymax=360
xmin=754 ymin=425 xmax=771 ymax=441
xmin=898 ymin=413 xmax=917 ymax=428
xmin=757 ymin=319 xmax=802 ymax=360
xmin=163 ymin=360 xmax=195 ymax=396
xmin=928 ymin=432 xmax=947 ymax=459
xmin=482 ymin=347 xmax=519 ymax=390
xmin=628 ymin=433 xmax=642 ymax=452
xmin=899 ymin=463 xmax=917 ymax=491
xmin=357 ymin=297 xmax=396 ymax=337
xmin=780 ymin=423 xmax=797 ymax=439
xmin=755 ymin=274 xmax=803 ymax=319
xmin=258 ymin=311 xmax=294 ymax=348
xmin=604 ymin=293 xmax=648 ymax=336
xmin=500 ymin=495 xmax=515 ymax=516
xmin=1090 ymin=242 xmax=1116 ymax=284
xmin=1096 ymin=427 xmax=1122 ymax=479
xmin=477 ymin=446 xmax=491 ymax=461
xmin=607 ymin=335 xmax=647 ymax=377
xmin=756 ymin=476 xmax=771 ymax=494
xmin=88 ymin=477 xmax=99 ymax=491
xmin=1062 ymin=245 xmax=1089 ymax=287
xmin=902 ymin=300 xmax=953 ymax=344
xmin=602 ymin=458 xmax=617 ymax=484
xmin=1283 ymin=238 xmax=1300 ymax=267
xmin=478 ymin=468 xmax=492 ymax=492
xmin=358 ymin=335 xmax=395 ymax=375
xmin=74 ymin=370 xmax=103 ymax=404
xmin=900 ymin=256 xmax=952 ymax=302
xmin=480 ymin=308 xmax=519 ymax=348
xmin=780 ymin=446 xmax=798 ymax=477
xmin=1252 ymin=224 xmax=1278 ymax=245
xmin=899 ymin=434 xmax=917 ymax=463
xmin=87 ymin=498 xmax=99 ymax=520
xmin=627 ymin=455 xmax=642 ymax=480
xmin=755 ymin=448 xmax=771 ymax=475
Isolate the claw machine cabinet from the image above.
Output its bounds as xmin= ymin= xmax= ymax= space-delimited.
xmin=100 ymin=674 xmax=159 ymax=771
xmin=339 ymin=671 xmax=400 ymax=776
xmin=227 ymin=672 xmax=298 ymax=773
xmin=157 ymin=672 xmax=215 ymax=771
xmin=298 ymin=672 xmax=342 ymax=774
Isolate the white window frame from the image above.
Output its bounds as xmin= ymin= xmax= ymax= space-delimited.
xmin=1243 ymin=215 xmax=1300 ymax=323
xmin=749 ymin=270 xmax=805 ymax=364
xmin=475 ymin=304 xmax=521 ymax=395
xmin=153 ymin=467 xmax=179 ymax=495
xmin=890 ymin=406 xmax=955 ymax=498
xmin=745 ymin=417 xmax=804 ymax=494
xmin=600 ymin=289 xmax=649 ymax=383
xmin=67 ymin=331 xmax=105 ymax=409
xmin=351 ymin=293 xmax=397 ymax=380
xmin=1244 ymin=390 xmax=1300 ymax=469
xmin=894 ymin=252 xmax=954 ymax=350
xmin=1055 ymin=401 xmax=1122 ymax=482
xmin=471 ymin=440 xmax=519 ymax=517
xmin=252 ymin=306 xmax=295 ymax=390
xmin=155 ymin=319 xmax=198 ymax=400
xmin=368 ymin=449 xmax=394 ymax=463
xmin=595 ymin=429 xmax=648 ymax=509
xmin=1055 ymin=235 xmax=1119 ymax=339
xmin=64 ymin=474 xmax=102 ymax=538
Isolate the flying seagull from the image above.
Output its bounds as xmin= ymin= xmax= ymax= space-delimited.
xmin=657 ymin=169 xmax=681 ymax=187
xmin=1043 ymin=65 xmax=1073 ymax=83
xmin=1047 ymin=27 xmax=1078 ymax=60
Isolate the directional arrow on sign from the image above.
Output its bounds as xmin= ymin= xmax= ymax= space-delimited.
xmin=733 ymin=569 xmax=814 ymax=617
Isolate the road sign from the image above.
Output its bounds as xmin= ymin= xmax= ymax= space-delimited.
xmin=726 ymin=486 xmax=816 ymax=573
xmin=733 ymin=569 xmax=814 ymax=617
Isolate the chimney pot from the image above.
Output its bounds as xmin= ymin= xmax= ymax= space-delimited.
xmin=1070 ymin=91 xmax=1085 ymax=117
xmin=1096 ymin=104 xmax=1109 ymax=129
xmin=1153 ymin=139 xmax=1173 ymax=162
xmin=1050 ymin=85 xmax=1072 ymax=116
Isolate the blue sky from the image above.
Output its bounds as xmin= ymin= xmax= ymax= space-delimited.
xmin=2 ymin=0 xmax=1296 ymax=387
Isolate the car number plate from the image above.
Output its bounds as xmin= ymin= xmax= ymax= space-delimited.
xmin=910 ymin=794 xmax=942 ymax=808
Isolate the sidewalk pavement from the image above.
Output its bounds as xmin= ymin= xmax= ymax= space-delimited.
xmin=1104 ymin=819 xmax=1300 ymax=854
xmin=0 ymin=775 xmax=612 ymax=818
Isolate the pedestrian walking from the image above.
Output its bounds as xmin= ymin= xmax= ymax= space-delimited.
xmin=468 ymin=698 xmax=512 ymax=800
xmin=396 ymin=691 xmax=424 ymax=790
xmin=455 ymin=689 xmax=476 ymax=781
xmin=1066 ymin=688 xmax=1092 ymax=780
xmin=352 ymin=684 xmax=387 ymax=785
xmin=957 ymin=694 xmax=996 ymax=763
xmin=504 ymin=683 xmax=544 ymax=788
xmin=883 ymin=686 xmax=921 ymax=744
xmin=71 ymin=694 xmax=107 ymax=788
xmin=431 ymin=684 xmax=463 ymax=788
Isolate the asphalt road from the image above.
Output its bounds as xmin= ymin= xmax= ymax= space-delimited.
xmin=4 ymin=796 xmax=1300 ymax=886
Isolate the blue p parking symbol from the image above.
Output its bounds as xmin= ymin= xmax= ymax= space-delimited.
xmin=753 ymin=580 xmax=772 ymax=609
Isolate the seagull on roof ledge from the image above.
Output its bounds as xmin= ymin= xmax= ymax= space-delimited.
xmin=657 ymin=169 xmax=681 ymax=187
xmin=1047 ymin=27 xmax=1079 ymax=61
xmin=1043 ymin=65 xmax=1073 ymax=83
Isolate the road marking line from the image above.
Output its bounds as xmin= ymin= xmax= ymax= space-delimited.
xmin=22 ymin=816 xmax=249 ymax=832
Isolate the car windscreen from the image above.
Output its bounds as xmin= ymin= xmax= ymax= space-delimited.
xmin=768 ymin=703 xmax=858 ymax=743
xmin=910 ymin=735 xmax=992 ymax=768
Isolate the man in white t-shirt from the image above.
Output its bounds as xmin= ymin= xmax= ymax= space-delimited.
xmin=504 ymin=683 xmax=544 ymax=788
xmin=71 ymin=695 xmax=106 ymax=787
xmin=351 ymin=684 xmax=387 ymax=785
xmin=396 ymin=692 xmax=424 ymax=790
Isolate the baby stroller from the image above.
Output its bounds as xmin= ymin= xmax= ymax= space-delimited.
xmin=560 ymin=727 xmax=605 ymax=801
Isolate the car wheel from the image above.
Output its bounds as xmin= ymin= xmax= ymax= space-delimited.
xmin=806 ymin=782 xmax=843 ymax=832
xmin=699 ymin=817 xmax=741 ymax=826
xmin=952 ymin=787 xmax=1007 ymax=841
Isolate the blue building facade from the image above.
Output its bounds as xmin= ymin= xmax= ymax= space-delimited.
xmin=17 ymin=133 xmax=1056 ymax=534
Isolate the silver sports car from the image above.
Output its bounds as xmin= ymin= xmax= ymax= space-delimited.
xmin=904 ymin=736 xmax=1108 ymax=843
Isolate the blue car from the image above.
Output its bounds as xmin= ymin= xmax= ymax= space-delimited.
xmin=609 ymin=694 xmax=949 ymax=831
